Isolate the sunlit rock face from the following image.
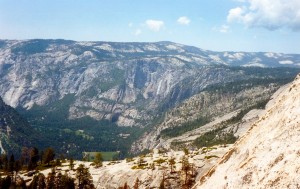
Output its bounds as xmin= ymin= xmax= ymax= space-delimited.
xmin=196 ymin=74 xmax=300 ymax=189
xmin=1 ymin=39 xmax=299 ymax=128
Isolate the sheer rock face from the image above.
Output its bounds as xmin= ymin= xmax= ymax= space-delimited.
xmin=0 ymin=39 xmax=300 ymax=128
xmin=0 ymin=40 xmax=235 ymax=127
xmin=131 ymin=84 xmax=278 ymax=152
xmin=195 ymin=74 xmax=300 ymax=189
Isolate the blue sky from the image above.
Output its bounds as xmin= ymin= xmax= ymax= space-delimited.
xmin=0 ymin=0 xmax=299 ymax=53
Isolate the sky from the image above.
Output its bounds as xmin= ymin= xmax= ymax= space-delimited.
xmin=0 ymin=0 xmax=299 ymax=53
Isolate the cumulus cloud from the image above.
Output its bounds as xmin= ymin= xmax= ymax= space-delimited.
xmin=227 ymin=7 xmax=245 ymax=23
xmin=145 ymin=20 xmax=164 ymax=32
xmin=227 ymin=0 xmax=300 ymax=31
xmin=177 ymin=16 xmax=191 ymax=25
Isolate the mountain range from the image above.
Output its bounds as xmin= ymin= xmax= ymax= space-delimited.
xmin=0 ymin=39 xmax=300 ymax=157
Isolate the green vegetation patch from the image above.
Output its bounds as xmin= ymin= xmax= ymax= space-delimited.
xmin=101 ymin=152 xmax=120 ymax=161
xmin=83 ymin=151 xmax=119 ymax=161
xmin=154 ymin=158 xmax=166 ymax=165
xmin=18 ymin=92 xmax=145 ymax=159
xmin=193 ymin=129 xmax=237 ymax=148
xmin=204 ymin=155 xmax=219 ymax=159
xmin=161 ymin=117 xmax=209 ymax=138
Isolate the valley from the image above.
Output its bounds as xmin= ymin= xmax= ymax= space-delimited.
xmin=1 ymin=72 xmax=299 ymax=188
xmin=1 ymin=0 xmax=299 ymax=188
xmin=0 ymin=39 xmax=300 ymax=158
xmin=0 ymin=39 xmax=300 ymax=188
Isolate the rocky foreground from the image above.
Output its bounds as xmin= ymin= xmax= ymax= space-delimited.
xmin=18 ymin=146 xmax=230 ymax=188
xmin=17 ymin=73 xmax=300 ymax=189
xmin=195 ymin=74 xmax=300 ymax=188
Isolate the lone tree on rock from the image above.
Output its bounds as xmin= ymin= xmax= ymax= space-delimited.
xmin=94 ymin=152 xmax=103 ymax=167
xmin=181 ymin=156 xmax=191 ymax=186
xmin=168 ymin=157 xmax=176 ymax=173
xmin=76 ymin=164 xmax=94 ymax=189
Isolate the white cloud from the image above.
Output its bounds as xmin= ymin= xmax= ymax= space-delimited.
xmin=227 ymin=0 xmax=300 ymax=31
xmin=134 ymin=29 xmax=142 ymax=36
xmin=220 ymin=25 xmax=230 ymax=33
xmin=212 ymin=25 xmax=230 ymax=33
xmin=227 ymin=7 xmax=245 ymax=23
xmin=279 ymin=60 xmax=294 ymax=65
xmin=145 ymin=20 xmax=164 ymax=32
xmin=177 ymin=16 xmax=191 ymax=25
xmin=128 ymin=22 xmax=133 ymax=27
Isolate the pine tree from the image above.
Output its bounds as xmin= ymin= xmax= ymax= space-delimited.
xmin=8 ymin=154 xmax=15 ymax=173
xmin=183 ymin=148 xmax=189 ymax=155
xmin=29 ymin=147 xmax=39 ymax=170
xmin=0 ymin=155 xmax=3 ymax=169
xmin=159 ymin=177 xmax=165 ymax=189
xmin=94 ymin=152 xmax=103 ymax=167
xmin=0 ymin=175 xmax=11 ymax=189
xmin=37 ymin=173 xmax=46 ymax=188
xmin=55 ymin=172 xmax=63 ymax=189
xmin=46 ymin=168 xmax=56 ymax=189
xmin=29 ymin=173 xmax=46 ymax=189
xmin=61 ymin=172 xmax=75 ymax=189
xmin=40 ymin=150 xmax=44 ymax=165
xmin=55 ymin=159 xmax=61 ymax=166
xmin=14 ymin=160 xmax=21 ymax=174
xmin=181 ymin=156 xmax=191 ymax=186
xmin=21 ymin=147 xmax=30 ymax=166
xmin=133 ymin=178 xmax=139 ymax=189
xmin=168 ymin=157 xmax=176 ymax=173
xmin=44 ymin=148 xmax=55 ymax=166
xmin=76 ymin=164 xmax=94 ymax=189
xmin=14 ymin=160 xmax=22 ymax=182
xmin=69 ymin=158 xmax=74 ymax=170
xmin=15 ymin=175 xmax=27 ymax=188
xmin=2 ymin=154 xmax=8 ymax=172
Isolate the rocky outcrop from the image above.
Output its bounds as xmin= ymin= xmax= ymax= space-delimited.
xmin=0 ymin=40 xmax=229 ymax=127
xmin=0 ymin=39 xmax=300 ymax=128
xmin=131 ymin=83 xmax=279 ymax=152
xmin=195 ymin=73 xmax=300 ymax=188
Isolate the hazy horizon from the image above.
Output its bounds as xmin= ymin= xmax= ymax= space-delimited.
xmin=0 ymin=0 xmax=299 ymax=54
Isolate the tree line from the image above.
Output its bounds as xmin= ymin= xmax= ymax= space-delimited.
xmin=0 ymin=147 xmax=95 ymax=189
xmin=0 ymin=147 xmax=55 ymax=173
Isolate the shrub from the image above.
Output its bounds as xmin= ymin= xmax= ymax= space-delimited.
xmin=154 ymin=158 xmax=166 ymax=165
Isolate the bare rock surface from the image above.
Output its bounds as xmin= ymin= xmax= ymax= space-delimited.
xmin=195 ymin=74 xmax=300 ymax=189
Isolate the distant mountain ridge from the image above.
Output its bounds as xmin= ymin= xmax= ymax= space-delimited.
xmin=1 ymin=39 xmax=299 ymax=110
xmin=1 ymin=39 xmax=300 ymax=69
